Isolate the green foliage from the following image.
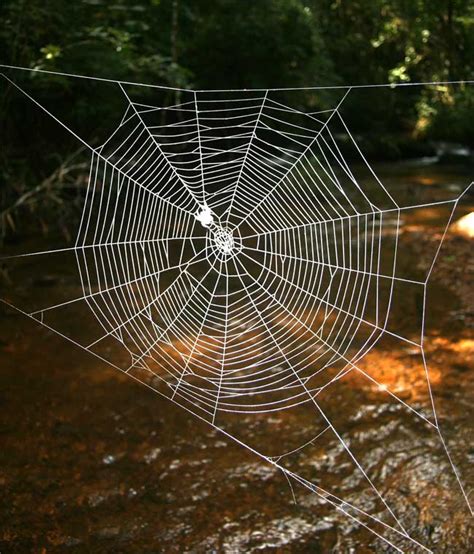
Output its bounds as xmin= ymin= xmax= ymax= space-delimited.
xmin=423 ymin=85 xmax=474 ymax=143
xmin=1 ymin=0 xmax=473 ymax=140
xmin=311 ymin=0 xmax=474 ymax=142
xmin=0 ymin=0 xmax=473 ymax=234
xmin=180 ymin=0 xmax=334 ymax=90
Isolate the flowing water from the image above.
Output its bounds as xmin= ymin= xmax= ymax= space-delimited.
xmin=0 ymin=161 xmax=473 ymax=552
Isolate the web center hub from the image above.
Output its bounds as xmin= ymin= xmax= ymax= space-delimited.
xmin=196 ymin=206 xmax=241 ymax=260
xmin=213 ymin=226 xmax=234 ymax=254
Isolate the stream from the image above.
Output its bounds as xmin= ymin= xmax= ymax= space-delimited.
xmin=0 ymin=160 xmax=473 ymax=553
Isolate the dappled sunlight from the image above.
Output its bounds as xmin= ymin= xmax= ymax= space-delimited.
xmin=415 ymin=176 xmax=437 ymax=186
xmin=352 ymin=348 xmax=441 ymax=399
xmin=430 ymin=336 xmax=474 ymax=354
xmin=451 ymin=211 xmax=474 ymax=239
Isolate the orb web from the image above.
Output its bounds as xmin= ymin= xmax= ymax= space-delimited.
xmin=1 ymin=67 xmax=472 ymax=552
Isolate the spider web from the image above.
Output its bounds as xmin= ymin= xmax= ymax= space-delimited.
xmin=1 ymin=67 xmax=473 ymax=552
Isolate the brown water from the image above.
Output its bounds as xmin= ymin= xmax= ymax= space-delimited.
xmin=0 ymin=162 xmax=473 ymax=552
